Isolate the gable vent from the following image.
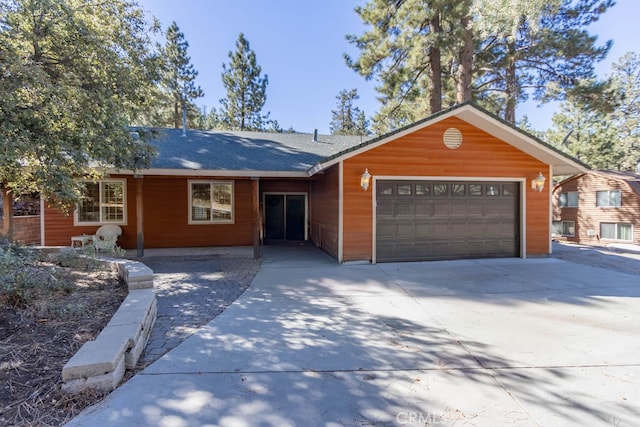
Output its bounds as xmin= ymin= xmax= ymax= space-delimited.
xmin=443 ymin=128 xmax=463 ymax=149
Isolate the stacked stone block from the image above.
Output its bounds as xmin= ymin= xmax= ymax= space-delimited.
xmin=61 ymin=259 xmax=157 ymax=394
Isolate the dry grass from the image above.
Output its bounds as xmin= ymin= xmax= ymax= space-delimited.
xmin=0 ymin=252 xmax=127 ymax=427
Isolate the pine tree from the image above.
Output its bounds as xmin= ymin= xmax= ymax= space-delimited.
xmin=329 ymin=89 xmax=370 ymax=136
xmin=161 ymin=21 xmax=204 ymax=129
xmin=219 ymin=33 xmax=268 ymax=131
xmin=474 ymin=0 xmax=613 ymax=123
xmin=547 ymin=52 xmax=640 ymax=171
xmin=346 ymin=0 xmax=610 ymax=128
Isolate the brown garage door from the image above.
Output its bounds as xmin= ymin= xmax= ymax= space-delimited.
xmin=376 ymin=180 xmax=520 ymax=262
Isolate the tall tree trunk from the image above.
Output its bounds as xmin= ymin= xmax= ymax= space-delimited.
xmin=2 ymin=185 xmax=13 ymax=242
xmin=504 ymin=40 xmax=518 ymax=124
xmin=173 ymin=102 xmax=181 ymax=128
xmin=428 ymin=15 xmax=442 ymax=114
xmin=457 ymin=15 xmax=474 ymax=104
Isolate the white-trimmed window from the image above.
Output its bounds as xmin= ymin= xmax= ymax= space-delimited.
xmin=600 ymin=223 xmax=632 ymax=241
xmin=76 ymin=180 xmax=126 ymax=225
xmin=596 ymin=190 xmax=621 ymax=207
xmin=559 ymin=191 xmax=578 ymax=208
xmin=189 ymin=180 xmax=233 ymax=224
xmin=553 ymin=220 xmax=575 ymax=236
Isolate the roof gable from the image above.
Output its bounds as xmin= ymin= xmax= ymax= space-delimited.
xmin=309 ymin=102 xmax=589 ymax=176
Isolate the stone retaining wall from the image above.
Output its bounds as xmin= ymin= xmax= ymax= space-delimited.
xmin=61 ymin=257 xmax=157 ymax=394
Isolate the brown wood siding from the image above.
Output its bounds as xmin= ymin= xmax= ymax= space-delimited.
xmin=3 ymin=216 xmax=41 ymax=245
xmin=260 ymin=179 xmax=310 ymax=194
xmin=310 ymin=165 xmax=339 ymax=258
xmin=143 ymin=176 xmax=253 ymax=248
xmin=43 ymin=175 xmax=138 ymax=247
xmin=342 ymin=116 xmax=550 ymax=262
xmin=43 ymin=175 xmax=254 ymax=248
xmin=553 ymin=173 xmax=640 ymax=244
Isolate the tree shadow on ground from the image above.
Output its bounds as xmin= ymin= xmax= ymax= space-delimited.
xmin=69 ymin=248 xmax=640 ymax=426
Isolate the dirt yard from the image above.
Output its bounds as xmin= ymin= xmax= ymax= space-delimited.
xmin=0 ymin=255 xmax=127 ymax=427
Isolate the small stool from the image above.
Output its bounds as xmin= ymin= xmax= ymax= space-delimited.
xmin=71 ymin=235 xmax=93 ymax=248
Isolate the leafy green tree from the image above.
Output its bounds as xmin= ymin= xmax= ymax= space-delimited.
xmin=330 ymin=89 xmax=370 ymax=136
xmin=547 ymin=52 xmax=640 ymax=171
xmin=0 ymin=0 xmax=158 ymax=211
xmin=219 ymin=33 xmax=269 ymax=131
xmin=159 ymin=21 xmax=203 ymax=129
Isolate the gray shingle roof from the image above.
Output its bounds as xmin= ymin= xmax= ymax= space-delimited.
xmin=147 ymin=128 xmax=367 ymax=173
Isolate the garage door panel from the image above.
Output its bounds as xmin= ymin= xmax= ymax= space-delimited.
xmin=377 ymin=223 xmax=394 ymax=239
xmin=415 ymin=201 xmax=432 ymax=215
xmin=450 ymin=201 xmax=469 ymax=216
xmin=394 ymin=203 xmax=413 ymax=217
xmin=396 ymin=223 xmax=414 ymax=238
xmin=376 ymin=180 xmax=519 ymax=262
xmin=415 ymin=223 xmax=432 ymax=237
xmin=378 ymin=204 xmax=393 ymax=216
xmin=433 ymin=204 xmax=449 ymax=216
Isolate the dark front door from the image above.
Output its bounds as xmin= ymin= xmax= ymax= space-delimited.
xmin=264 ymin=194 xmax=306 ymax=241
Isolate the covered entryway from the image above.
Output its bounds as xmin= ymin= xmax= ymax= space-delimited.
xmin=264 ymin=194 xmax=307 ymax=241
xmin=376 ymin=180 xmax=520 ymax=262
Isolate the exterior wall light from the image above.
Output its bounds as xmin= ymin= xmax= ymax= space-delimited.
xmin=360 ymin=168 xmax=371 ymax=191
xmin=531 ymin=172 xmax=546 ymax=192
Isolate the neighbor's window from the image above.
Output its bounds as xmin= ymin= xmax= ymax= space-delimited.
xmin=552 ymin=220 xmax=575 ymax=236
xmin=76 ymin=180 xmax=126 ymax=224
xmin=189 ymin=181 xmax=233 ymax=223
xmin=600 ymin=223 xmax=632 ymax=241
xmin=596 ymin=190 xmax=621 ymax=207
xmin=559 ymin=191 xmax=578 ymax=208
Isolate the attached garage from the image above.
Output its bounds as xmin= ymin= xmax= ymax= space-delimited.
xmin=308 ymin=103 xmax=589 ymax=264
xmin=375 ymin=180 xmax=520 ymax=262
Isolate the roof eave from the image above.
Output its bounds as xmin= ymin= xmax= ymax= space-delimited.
xmin=108 ymin=168 xmax=312 ymax=178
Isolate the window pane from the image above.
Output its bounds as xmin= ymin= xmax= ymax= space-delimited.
xmin=597 ymin=190 xmax=620 ymax=207
xmin=397 ymin=184 xmax=412 ymax=195
xmin=559 ymin=193 xmax=567 ymax=207
xmin=600 ymin=223 xmax=616 ymax=239
xmin=415 ymin=184 xmax=430 ymax=195
xmin=486 ymin=184 xmax=500 ymax=196
xmin=378 ymin=182 xmax=393 ymax=195
xmin=433 ymin=184 xmax=447 ymax=196
xmin=101 ymin=182 xmax=124 ymax=222
xmin=563 ymin=221 xmax=575 ymax=236
xmin=618 ymin=224 xmax=632 ymax=241
xmin=503 ymin=184 xmax=516 ymax=196
xmin=451 ymin=184 xmax=465 ymax=196
xmin=611 ymin=190 xmax=621 ymax=207
xmin=552 ymin=221 xmax=563 ymax=235
xmin=568 ymin=192 xmax=578 ymax=207
xmin=78 ymin=182 xmax=100 ymax=222
xmin=192 ymin=183 xmax=211 ymax=221
xmin=212 ymin=183 xmax=232 ymax=220
xmin=469 ymin=184 xmax=482 ymax=196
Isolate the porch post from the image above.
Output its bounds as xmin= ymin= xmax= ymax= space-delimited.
xmin=135 ymin=175 xmax=144 ymax=257
xmin=2 ymin=185 xmax=13 ymax=242
xmin=251 ymin=177 xmax=261 ymax=259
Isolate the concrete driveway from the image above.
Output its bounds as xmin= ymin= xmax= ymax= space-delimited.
xmin=67 ymin=246 xmax=640 ymax=426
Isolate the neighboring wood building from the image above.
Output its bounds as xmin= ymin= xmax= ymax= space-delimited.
xmin=552 ymin=171 xmax=640 ymax=245
xmin=41 ymin=103 xmax=587 ymax=263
